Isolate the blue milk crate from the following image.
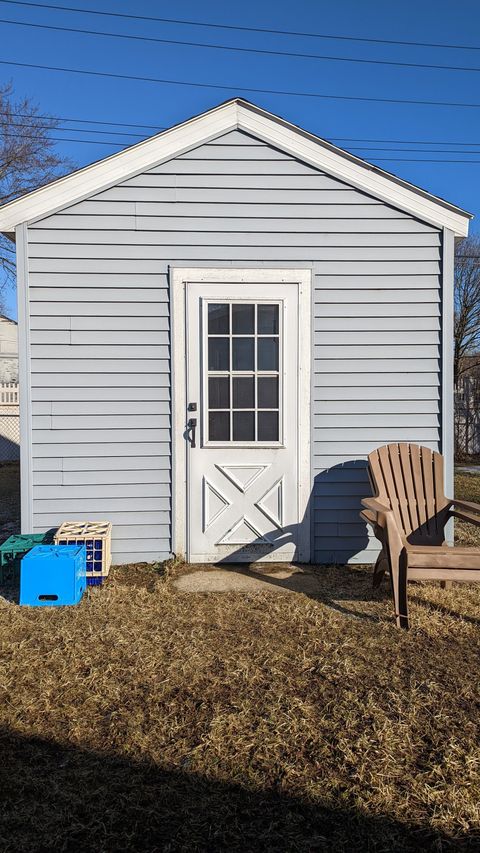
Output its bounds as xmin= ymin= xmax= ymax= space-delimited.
xmin=20 ymin=544 xmax=86 ymax=607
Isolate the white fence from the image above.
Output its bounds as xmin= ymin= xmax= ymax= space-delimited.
xmin=0 ymin=383 xmax=19 ymax=461
xmin=0 ymin=382 xmax=18 ymax=405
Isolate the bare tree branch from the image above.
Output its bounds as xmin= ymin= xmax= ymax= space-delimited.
xmin=454 ymin=235 xmax=480 ymax=457
xmin=0 ymin=82 xmax=72 ymax=314
xmin=454 ymin=235 xmax=480 ymax=385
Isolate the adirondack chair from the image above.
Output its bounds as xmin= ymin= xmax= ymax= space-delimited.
xmin=360 ymin=443 xmax=480 ymax=628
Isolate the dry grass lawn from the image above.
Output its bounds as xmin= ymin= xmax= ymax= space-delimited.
xmin=0 ymin=465 xmax=479 ymax=851
xmin=455 ymin=472 xmax=480 ymax=547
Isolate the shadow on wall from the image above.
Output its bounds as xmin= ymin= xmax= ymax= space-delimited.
xmin=224 ymin=460 xmax=373 ymax=565
xmin=1 ymin=727 xmax=474 ymax=852
xmin=313 ymin=460 xmax=372 ymax=563
xmin=0 ymin=427 xmax=19 ymax=462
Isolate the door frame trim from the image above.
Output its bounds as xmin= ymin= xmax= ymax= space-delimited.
xmin=171 ymin=267 xmax=312 ymax=562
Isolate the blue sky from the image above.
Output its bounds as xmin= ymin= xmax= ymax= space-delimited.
xmin=2 ymin=0 xmax=480 ymax=318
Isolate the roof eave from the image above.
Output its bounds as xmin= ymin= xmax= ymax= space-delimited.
xmin=0 ymin=97 xmax=472 ymax=238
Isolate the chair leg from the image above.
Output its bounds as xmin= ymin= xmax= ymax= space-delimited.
xmin=372 ymin=550 xmax=388 ymax=588
xmin=390 ymin=550 xmax=409 ymax=629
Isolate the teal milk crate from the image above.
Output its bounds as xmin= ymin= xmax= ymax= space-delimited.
xmin=0 ymin=531 xmax=55 ymax=585
xmin=20 ymin=544 xmax=86 ymax=607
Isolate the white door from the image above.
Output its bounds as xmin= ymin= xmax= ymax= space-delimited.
xmin=173 ymin=269 xmax=311 ymax=564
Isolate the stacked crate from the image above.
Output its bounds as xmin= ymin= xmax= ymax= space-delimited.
xmin=54 ymin=521 xmax=112 ymax=585
xmin=0 ymin=531 xmax=54 ymax=584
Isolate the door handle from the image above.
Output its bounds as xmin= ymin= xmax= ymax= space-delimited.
xmin=188 ymin=418 xmax=197 ymax=448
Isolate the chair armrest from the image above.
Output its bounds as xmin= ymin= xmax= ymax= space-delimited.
xmin=361 ymin=497 xmax=392 ymax=516
xmin=450 ymin=498 xmax=480 ymax=515
xmin=448 ymin=497 xmax=480 ymax=527
xmin=451 ymin=510 xmax=480 ymax=527
xmin=362 ymin=497 xmax=405 ymax=556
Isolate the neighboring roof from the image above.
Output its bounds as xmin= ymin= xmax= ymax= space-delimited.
xmin=0 ymin=98 xmax=472 ymax=237
xmin=0 ymin=314 xmax=17 ymax=325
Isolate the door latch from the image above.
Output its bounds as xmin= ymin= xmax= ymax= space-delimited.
xmin=188 ymin=417 xmax=197 ymax=448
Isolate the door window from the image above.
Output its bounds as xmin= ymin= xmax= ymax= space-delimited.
xmin=206 ymin=301 xmax=281 ymax=443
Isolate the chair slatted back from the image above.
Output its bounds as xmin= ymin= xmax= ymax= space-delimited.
xmin=367 ymin=443 xmax=449 ymax=545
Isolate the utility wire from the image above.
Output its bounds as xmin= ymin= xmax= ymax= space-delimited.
xmin=331 ymin=136 xmax=480 ymax=146
xmin=1 ymin=109 xmax=480 ymax=145
xmin=349 ymin=147 xmax=480 ymax=154
xmin=1 ymin=119 xmax=149 ymax=137
xmin=1 ymin=111 xmax=480 ymax=146
xmin=364 ymin=158 xmax=480 ymax=163
xmin=5 ymin=127 xmax=480 ymax=154
xmin=3 ymin=58 xmax=480 ymax=109
xmin=0 ymin=109 xmax=165 ymax=130
xmin=5 ymin=122 xmax=480 ymax=151
xmin=1 ymin=131 xmax=128 ymax=145
xmin=3 ymin=130 xmax=480 ymax=160
xmin=2 ymin=0 xmax=480 ymax=53
xmin=2 ymin=15 xmax=480 ymax=74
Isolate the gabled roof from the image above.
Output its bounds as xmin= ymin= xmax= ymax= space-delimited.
xmin=0 ymin=98 xmax=472 ymax=237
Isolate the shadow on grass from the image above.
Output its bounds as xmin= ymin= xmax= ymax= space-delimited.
xmin=1 ymin=728 xmax=477 ymax=853
xmin=186 ymin=561 xmax=392 ymax=624
xmin=200 ymin=564 xmax=480 ymax=628
xmin=408 ymin=594 xmax=480 ymax=626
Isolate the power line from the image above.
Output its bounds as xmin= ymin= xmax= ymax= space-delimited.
xmin=349 ymin=147 xmax=480 ymax=154
xmin=1 ymin=131 xmax=128 ymax=145
xmin=2 ymin=118 xmax=147 ymax=137
xmin=3 ymin=130 xmax=480 ymax=160
xmin=364 ymin=158 xmax=480 ymax=163
xmin=2 ymin=110 xmax=480 ymax=145
xmin=4 ymin=126 xmax=480 ymax=153
xmin=0 ymin=109 xmax=165 ymax=130
xmin=2 ymin=15 xmax=480 ymax=74
xmin=1 ymin=111 xmax=480 ymax=146
xmin=2 ymin=0 xmax=480 ymax=53
xmin=3 ymin=57 xmax=480 ymax=109
xmin=329 ymin=137 xmax=480 ymax=146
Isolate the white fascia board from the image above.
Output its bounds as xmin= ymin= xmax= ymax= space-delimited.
xmin=0 ymin=98 xmax=471 ymax=236
xmin=0 ymin=101 xmax=238 ymax=233
xmin=238 ymin=107 xmax=471 ymax=237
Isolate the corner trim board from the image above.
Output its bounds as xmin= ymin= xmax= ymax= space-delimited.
xmin=16 ymin=223 xmax=33 ymax=532
xmin=442 ymin=228 xmax=454 ymax=542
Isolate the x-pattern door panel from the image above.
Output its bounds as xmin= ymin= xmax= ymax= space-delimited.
xmin=186 ymin=280 xmax=302 ymax=563
xmin=204 ymin=465 xmax=284 ymax=545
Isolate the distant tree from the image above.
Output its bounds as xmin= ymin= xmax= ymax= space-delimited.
xmin=0 ymin=82 xmax=71 ymax=312
xmin=454 ymin=235 xmax=480 ymax=385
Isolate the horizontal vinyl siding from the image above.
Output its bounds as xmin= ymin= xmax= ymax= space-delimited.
xmin=27 ymin=129 xmax=442 ymax=564
xmin=27 ymin=261 xmax=171 ymax=561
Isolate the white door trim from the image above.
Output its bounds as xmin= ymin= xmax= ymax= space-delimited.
xmin=171 ymin=267 xmax=312 ymax=562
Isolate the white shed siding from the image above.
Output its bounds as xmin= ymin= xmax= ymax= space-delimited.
xmin=27 ymin=130 xmax=441 ymax=564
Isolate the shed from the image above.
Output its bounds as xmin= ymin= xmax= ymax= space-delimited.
xmin=0 ymin=99 xmax=472 ymax=565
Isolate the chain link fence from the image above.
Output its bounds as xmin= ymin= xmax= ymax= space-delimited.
xmin=0 ymin=384 xmax=20 ymax=462
xmin=0 ymin=411 xmax=20 ymax=461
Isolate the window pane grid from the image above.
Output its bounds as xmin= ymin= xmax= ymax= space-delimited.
xmin=207 ymin=301 xmax=281 ymax=443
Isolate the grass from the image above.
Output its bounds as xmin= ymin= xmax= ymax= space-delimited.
xmin=0 ymin=464 xmax=479 ymax=850
xmin=455 ymin=471 xmax=480 ymax=547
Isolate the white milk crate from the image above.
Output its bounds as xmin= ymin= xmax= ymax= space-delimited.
xmin=54 ymin=521 xmax=112 ymax=585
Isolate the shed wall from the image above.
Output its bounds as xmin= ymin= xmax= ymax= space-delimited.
xmin=26 ymin=130 xmax=442 ymax=564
